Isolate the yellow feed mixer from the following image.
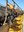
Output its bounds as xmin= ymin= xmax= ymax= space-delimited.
xmin=9 ymin=15 xmax=23 ymax=32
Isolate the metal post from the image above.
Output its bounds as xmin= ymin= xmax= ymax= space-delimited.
xmin=3 ymin=0 xmax=9 ymax=32
xmin=3 ymin=0 xmax=8 ymax=25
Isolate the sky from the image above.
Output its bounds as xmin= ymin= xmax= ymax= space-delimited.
xmin=0 ymin=0 xmax=24 ymax=10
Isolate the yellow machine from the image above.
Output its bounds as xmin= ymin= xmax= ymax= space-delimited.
xmin=9 ymin=15 xmax=23 ymax=32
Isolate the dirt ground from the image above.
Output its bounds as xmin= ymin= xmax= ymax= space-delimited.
xmin=0 ymin=24 xmax=9 ymax=32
